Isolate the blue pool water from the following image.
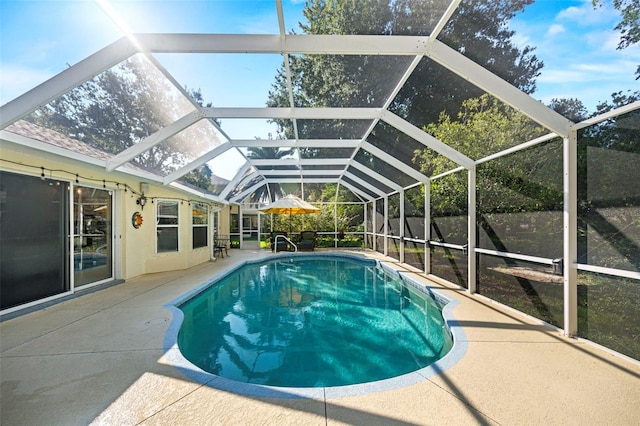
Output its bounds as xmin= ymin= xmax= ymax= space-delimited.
xmin=176 ymin=255 xmax=454 ymax=388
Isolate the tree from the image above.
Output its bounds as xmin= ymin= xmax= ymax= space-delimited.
xmin=264 ymin=183 xmax=363 ymax=236
xmin=593 ymin=0 xmax=640 ymax=79
xmin=584 ymin=90 xmax=640 ymax=152
xmin=548 ymin=98 xmax=589 ymax=123
xmin=418 ymin=94 xmax=565 ymax=258
xmin=390 ymin=0 xmax=543 ymax=126
xmin=244 ymin=144 xmax=295 ymax=203
xmin=179 ymin=87 xmax=218 ymax=191
xmin=415 ymin=94 xmax=560 ymax=215
xmin=181 ymin=165 xmax=213 ymax=190
xmin=245 ymin=146 xmax=293 ymax=161
xmin=28 ymin=56 xmax=218 ymax=193
xmin=416 ymin=94 xmax=547 ymax=173
xmin=576 ymin=90 xmax=640 ymax=268
xmin=267 ymin=0 xmax=543 ymax=137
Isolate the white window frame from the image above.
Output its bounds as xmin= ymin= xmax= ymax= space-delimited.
xmin=156 ymin=200 xmax=180 ymax=253
xmin=192 ymin=202 xmax=209 ymax=249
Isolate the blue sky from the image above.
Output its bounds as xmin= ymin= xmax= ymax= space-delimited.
xmin=510 ymin=0 xmax=639 ymax=111
xmin=1 ymin=0 xmax=638 ymax=121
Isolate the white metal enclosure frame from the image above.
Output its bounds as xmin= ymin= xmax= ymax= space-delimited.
xmin=1 ymin=0 xmax=638 ymax=350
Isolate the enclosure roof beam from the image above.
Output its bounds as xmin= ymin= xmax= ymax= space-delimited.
xmin=429 ymin=0 xmax=462 ymax=43
xmin=342 ymin=172 xmax=387 ymax=197
xmin=162 ymin=143 xmax=232 ymax=185
xmin=381 ymin=111 xmax=474 ymax=169
xmin=1 ymin=32 xmax=573 ymax=138
xmin=349 ymin=161 xmax=404 ymax=192
xmin=259 ymin=169 xmax=343 ymax=176
xmin=132 ymin=33 xmax=435 ymax=55
xmin=201 ymin=107 xmax=382 ymax=120
xmin=264 ymin=177 xmax=338 ymax=184
xmin=168 ymin=181 xmax=226 ymax=204
xmin=426 ymin=39 xmax=572 ymax=137
xmin=219 ymin=162 xmax=252 ymax=200
xmin=0 ymin=37 xmax=136 ymax=129
xmin=573 ymin=100 xmax=640 ymax=130
xmin=337 ymin=180 xmax=375 ymax=201
xmin=106 ymin=110 xmax=203 ymax=171
xmin=249 ymin=158 xmax=350 ymax=167
xmin=228 ymin=179 xmax=267 ymax=203
xmin=230 ymin=139 xmax=361 ymax=148
xmin=360 ymin=141 xmax=430 ymax=183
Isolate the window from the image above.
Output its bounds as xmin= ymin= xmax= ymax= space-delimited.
xmin=230 ymin=213 xmax=239 ymax=233
xmin=157 ymin=200 xmax=179 ymax=252
xmin=192 ymin=202 xmax=208 ymax=249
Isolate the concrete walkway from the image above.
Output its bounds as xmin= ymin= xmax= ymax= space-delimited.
xmin=1 ymin=249 xmax=639 ymax=425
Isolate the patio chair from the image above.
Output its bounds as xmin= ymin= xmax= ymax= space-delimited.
xmin=270 ymin=231 xmax=289 ymax=252
xmin=298 ymin=230 xmax=317 ymax=251
xmin=214 ymin=235 xmax=229 ymax=258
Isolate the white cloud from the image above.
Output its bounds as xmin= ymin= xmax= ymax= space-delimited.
xmin=0 ymin=64 xmax=54 ymax=106
xmin=510 ymin=32 xmax=533 ymax=50
xmin=581 ymin=57 xmax=640 ymax=81
xmin=491 ymin=0 xmax=638 ymax=113
xmin=557 ymin=5 xmax=586 ymax=21
xmin=546 ymin=24 xmax=565 ymax=37
xmin=556 ymin=0 xmax=618 ymax=26
xmin=575 ymin=62 xmax=623 ymax=74
xmin=591 ymin=30 xmax=625 ymax=51
xmin=538 ymin=68 xmax=592 ymax=84
xmin=540 ymin=55 xmax=637 ymax=84
xmin=535 ymin=52 xmax=638 ymax=111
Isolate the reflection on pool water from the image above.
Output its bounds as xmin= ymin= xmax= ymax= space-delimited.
xmin=176 ymin=255 xmax=454 ymax=388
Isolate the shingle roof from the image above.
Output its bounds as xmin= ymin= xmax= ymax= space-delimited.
xmin=6 ymin=120 xmax=112 ymax=161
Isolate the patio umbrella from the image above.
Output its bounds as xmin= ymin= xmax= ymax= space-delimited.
xmin=259 ymin=194 xmax=320 ymax=234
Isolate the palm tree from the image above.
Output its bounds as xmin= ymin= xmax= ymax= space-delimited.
xmin=245 ymin=145 xmax=295 ymax=203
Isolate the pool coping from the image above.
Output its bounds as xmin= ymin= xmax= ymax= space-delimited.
xmin=163 ymin=252 xmax=468 ymax=399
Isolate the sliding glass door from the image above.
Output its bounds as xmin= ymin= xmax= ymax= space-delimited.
xmin=73 ymin=186 xmax=113 ymax=286
xmin=0 ymin=173 xmax=115 ymax=312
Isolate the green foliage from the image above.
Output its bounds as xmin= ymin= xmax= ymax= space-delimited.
xmin=264 ymin=183 xmax=364 ymax=234
xmin=404 ymin=185 xmax=425 ymax=216
xmin=593 ymin=0 xmax=640 ymax=78
xmin=181 ymin=165 xmax=213 ymax=190
xmin=245 ymin=146 xmax=294 ymax=160
xmin=421 ymin=94 xmax=547 ymax=166
xmin=244 ymin=144 xmax=295 ymax=202
xmin=576 ymin=91 xmax=640 ymax=270
xmin=392 ymin=0 xmax=542 ymax=125
xmin=268 ymin=0 xmax=542 ymax=136
xmin=28 ymin=57 xmax=217 ymax=193
xmin=548 ymin=98 xmax=589 ymax=122
xmin=579 ymin=91 xmax=640 ymax=197
xmin=316 ymin=234 xmax=364 ymax=248
xmin=31 ymin=58 xmax=164 ymax=156
xmin=415 ymin=94 xmax=554 ymax=216
xmin=593 ymin=0 xmax=640 ymax=49
xmin=430 ymin=172 xmax=467 ymax=217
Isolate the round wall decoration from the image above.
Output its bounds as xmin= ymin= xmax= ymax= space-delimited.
xmin=132 ymin=211 xmax=143 ymax=229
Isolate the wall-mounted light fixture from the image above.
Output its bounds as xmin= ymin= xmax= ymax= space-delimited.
xmin=137 ymin=182 xmax=149 ymax=210
xmin=136 ymin=195 xmax=147 ymax=210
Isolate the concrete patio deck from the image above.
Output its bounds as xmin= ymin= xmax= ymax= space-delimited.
xmin=1 ymin=249 xmax=639 ymax=425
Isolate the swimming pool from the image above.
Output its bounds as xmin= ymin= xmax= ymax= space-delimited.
xmin=165 ymin=253 xmax=466 ymax=398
